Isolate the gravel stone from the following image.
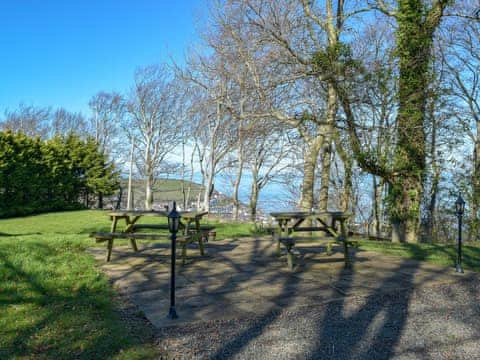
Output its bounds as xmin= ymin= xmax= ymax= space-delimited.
xmin=155 ymin=278 xmax=480 ymax=359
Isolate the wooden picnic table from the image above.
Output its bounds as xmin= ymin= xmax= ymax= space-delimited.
xmin=270 ymin=211 xmax=353 ymax=269
xmin=91 ymin=210 xmax=212 ymax=263
xmin=108 ymin=210 xmax=209 ymax=236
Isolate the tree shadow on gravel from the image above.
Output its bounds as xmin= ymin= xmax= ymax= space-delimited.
xmin=146 ymin=236 xmax=461 ymax=359
xmin=310 ymin=247 xmax=429 ymax=359
xmin=186 ymin=242 xmax=431 ymax=359
xmin=192 ymin=238 xmax=355 ymax=359
xmin=152 ymin=237 xmax=305 ymax=358
xmin=206 ymin=237 xmax=302 ymax=359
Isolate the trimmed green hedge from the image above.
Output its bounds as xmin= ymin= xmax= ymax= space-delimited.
xmin=0 ymin=131 xmax=118 ymax=217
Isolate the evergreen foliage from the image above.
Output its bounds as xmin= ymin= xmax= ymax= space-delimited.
xmin=0 ymin=131 xmax=118 ymax=217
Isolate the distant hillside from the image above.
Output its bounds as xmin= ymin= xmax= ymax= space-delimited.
xmin=105 ymin=178 xmax=233 ymax=211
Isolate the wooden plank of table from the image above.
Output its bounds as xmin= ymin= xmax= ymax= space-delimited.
xmin=91 ymin=232 xmax=170 ymax=240
xmin=270 ymin=211 xmax=350 ymax=219
xmin=109 ymin=210 xmax=168 ymax=217
xmin=108 ymin=210 xmax=208 ymax=218
xmin=180 ymin=211 xmax=208 ymax=219
xmin=270 ymin=212 xmax=309 ymax=220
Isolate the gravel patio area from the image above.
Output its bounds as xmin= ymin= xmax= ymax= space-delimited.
xmin=88 ymin=237 xmax=480 ymax=359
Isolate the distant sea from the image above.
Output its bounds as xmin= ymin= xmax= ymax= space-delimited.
xmin=208 ymin=172 xmax=296 ymax=213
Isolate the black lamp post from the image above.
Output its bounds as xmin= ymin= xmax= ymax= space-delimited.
xmin=167 ymin=201 xmax=180 ymax=319
xmin=455 ymin=194 xmax=465 ymax=274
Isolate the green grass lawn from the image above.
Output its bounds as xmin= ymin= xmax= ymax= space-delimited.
xmin=357 ymin=239 xmax=480 ymax=272
xmin=0 ymin=210 xmax=255 ymax=359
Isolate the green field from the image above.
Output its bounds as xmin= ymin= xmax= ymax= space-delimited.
xmin=117 ymin=178 xmax=221 ymax=206
xmin=0 ymin=210 xmax=254 ymax=359
xmin=125 ymin=178 xmax=204 ymax=202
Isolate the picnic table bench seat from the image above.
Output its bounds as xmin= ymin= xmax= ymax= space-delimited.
xmin=130 ymin=224 xmax=216 ymax=241
xmin=94 ymin=210 xmax=212 ymax=265
xmin=271 ymin=211 xmax=354 ymax=270
xmin=278 ymin=236 xmax=359 ymax=270
xmin=90 ymin=231 xmax=197 ymax=265
xmin=287 ymin=226 xmax=332 ymax=233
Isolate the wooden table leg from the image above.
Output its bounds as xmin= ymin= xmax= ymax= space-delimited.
xmin=129 ymin=238 xmax=139 ymax=252
xmin=106 ymin=217 xmax=118 ymax=261
xmin=106 ymin=238 xmax=114 ymax=262
xmin=275 ymin=230 xmax=281 ymax=256
xmin=275 ymin=220 xmax=287 ymax=256
xmin=195 ymin=218 xmax=205 ymax=256
xmin=124 ymin=216 xmax=139 ymax=252
xmin=326 ymin=241 xmax=333 ymax=256
xmin=286 ymin=243 xmax=294 ymax=270
xmin=110 ymin=217 xmax=118 ymax=232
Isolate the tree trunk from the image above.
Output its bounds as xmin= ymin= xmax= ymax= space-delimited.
xmin=144 ymin=137 xmax=154 ymax=210
xmin=318 ymin=140 xmax=332 ymax=211
xmin=233 ymin=152 xmax=244 ymax=221
xmin=249 ymin=179 xmax=259 ymax=222
xmin=186 ymin=143 xmax=196 ymax=210
xmin=425 ymin=104 xmax=440 ymax=243
xmin=145 ymin=171 xmax=154 ymax=210
xmin=181 ymin=139 xmax=187 ymax=209
xmin=203 ymin=172 xmax=213 ymax=212
xmin=97 ymin=193 xmax=103 ymax=209
xmin=340 ymin=155 xmax=353 ymax=213
xmin=471 ymin=121 xmax=480 ymax=241
xmin=388 ymin=0 xmax=446 ymax=243
xmin=372 ymin=176 xmax=384 ymax=238
xmin=318 ymin=84 xmax=337 ymax=211
xmin=233 ymin=120 xmax=244 ymax=221
xmin=115 ymin=186 xmax=123 ymax=210
xmin=300 ymin=135 xmax=322 ymax=210
xmin=333 ymin=131 xmax=353 ymax=213
xmin=389 ymin=179 xmax=423 ymax=243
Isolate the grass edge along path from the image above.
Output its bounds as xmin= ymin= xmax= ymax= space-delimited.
xmin=0 ymin=210 xmax=256 ymax=359
xmin=0 ymin=234 xmax=160 ymax=359
xmin=357 ymin=239 xmax=480 ymax=272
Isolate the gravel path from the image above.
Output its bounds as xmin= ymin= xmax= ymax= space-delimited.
xmin=155 ymin=276 xmax=480 ymax=359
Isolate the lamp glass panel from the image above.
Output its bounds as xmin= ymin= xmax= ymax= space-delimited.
xmin=173 ymin=217 xmax=180 ymax=232
xmin=455 ymin=197 xmax=465 ymax=215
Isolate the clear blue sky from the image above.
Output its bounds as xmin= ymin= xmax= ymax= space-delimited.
xmin=0 ymin=0 xmax=203 ymax=115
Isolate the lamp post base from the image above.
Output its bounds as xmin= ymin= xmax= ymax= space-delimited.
xmin=167 ymin=307 xmax=178 ymax=319
xmin=456 ymin=264 xmax=464 ymax=274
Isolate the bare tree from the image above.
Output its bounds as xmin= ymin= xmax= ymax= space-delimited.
xmin=88 ymin=91 xmax=123 ymax=157
xmin=124 ymin=65 xmax=183 ymax=210
xmin=245 ymin=119 xmax=293 ymax=221
xmin=1 ymin=104 xmax=51 ymax=138
xmin=180 ymin=51 xmax=238 ymax=211
xmin=51 ymin=108 xmax=87 ymax=137
xmin=212 ymin=0 xmax=333 ymax=213
xmin=441 ymin=10 xmax=480 ymax=240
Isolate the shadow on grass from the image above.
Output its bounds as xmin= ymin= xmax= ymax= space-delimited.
xmin=0 ymin=232 xmax=41 ymax=237
xmin=364 ymin=241 xmax=480 ymax=272
xmin=0 ymin=242 xmax=157 ymax=359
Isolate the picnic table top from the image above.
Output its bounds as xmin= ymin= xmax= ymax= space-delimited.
xmin=270 ymin=211 xmax=350 ymax=220
xmin=108 ymin=210 xmax=209 ymax=219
